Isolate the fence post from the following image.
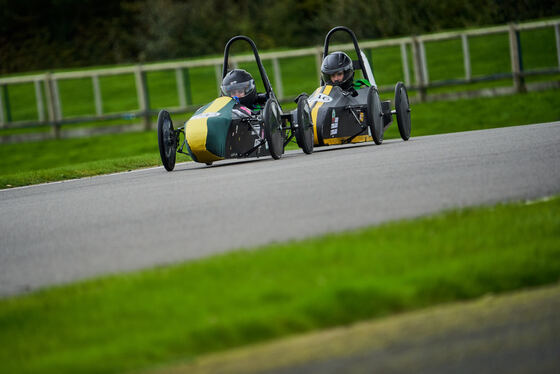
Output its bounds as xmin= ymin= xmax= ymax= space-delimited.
xmin=412 ymin=36 xmax=427 ymax=102
xmin=461 ymin=34 xmax=472 ymax=81
xmin=44 ymin=73 xmax=61 ymax=138
xmin=34 ymin=80 xmax=45 ymax=122
xmin=419 ymin=39 xmax=429 ymax=84
xmin=508 ymin=23 xmax=526 ymax=93
xmin=554 ymin=23 xmax=560 ymax=68
xmin=52 ymin=78 xmax=62 ymax=122
xmin=214 ymin=65 xmax=222 ymax=97
xmin=366 ymin=49 xmax=375 ymax=78
xmin=135 ymin=65 xmax=151 ymax=130
xmin=183 ymin=68 xmax=193 ymax=105
xmin=2 ymin=85 xmax=12 ymax=124
xmin=44 ymin=74 xmax=55 ymax=125
xmin=272 ymin=58 xmax=284 ymax=100
xmin=175 ymin=68 xmax=186 ymax=108
xmin=92 ymin=75 xmax=103 ymax=116
xmin=400 ymin=42 xmax=411 ymax=86
xmin=0 ymin=85 xmax=4 ymax=127
xmin=315 ymin=48 xmax=323 ymax=84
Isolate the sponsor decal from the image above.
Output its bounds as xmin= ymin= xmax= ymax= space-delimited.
xmin=330 ymin=109 xmax=339 ymax=135
xmin=191 ymin=112 xmax=221 ymax=119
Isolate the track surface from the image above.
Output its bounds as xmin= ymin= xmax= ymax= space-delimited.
xmin=1 ymin=122 xmax=559 ymax=296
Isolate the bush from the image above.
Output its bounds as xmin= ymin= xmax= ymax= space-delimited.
xmin=1 ymin=0 xmax=559 ymax=74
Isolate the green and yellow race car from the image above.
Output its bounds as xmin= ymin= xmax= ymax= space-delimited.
xmin=157 ymin=35 xmax=313 ymax=171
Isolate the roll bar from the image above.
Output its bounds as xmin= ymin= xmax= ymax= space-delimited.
xmin=222 ymin=35 xmax=274 ymax=98
xmin=322 ymin=26 xmax=372 ymax=83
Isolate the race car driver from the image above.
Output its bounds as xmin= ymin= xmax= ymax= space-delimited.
xmin=321 ymin=51 xmax=370 ymax=93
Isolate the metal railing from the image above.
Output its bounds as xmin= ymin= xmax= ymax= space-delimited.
xmin=1 ymin=18 xmax=559 ymax=139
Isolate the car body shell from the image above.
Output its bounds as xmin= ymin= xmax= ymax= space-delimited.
xmin=308 ymin=84 xmax=378 ymax=146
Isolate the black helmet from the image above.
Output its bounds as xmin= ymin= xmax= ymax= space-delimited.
xmin=221 ymin=69 xmax=257 ymax=107
xmin=321 ymin=51 xmax=354 ymax=90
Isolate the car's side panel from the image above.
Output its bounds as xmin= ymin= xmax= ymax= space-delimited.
xmin=225 ymin=121 xmax=270 ymax=158
xmin=185 ymin=97 xmax=235 ymax=163
xmin=322 ymin=106 xmax=370 ymax=145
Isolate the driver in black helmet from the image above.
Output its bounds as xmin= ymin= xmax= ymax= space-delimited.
xmin=321 ymin=51 xmax=369 ymax=94
xmin=321 ymin=51 xmax=354 ymax=91
xmin=221 ymin=69 xmax=260 ymax=115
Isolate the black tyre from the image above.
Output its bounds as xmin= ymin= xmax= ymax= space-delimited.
xmin=157 ymin=110 xmax=177 ymax=171
xmin=394 ymin=82 xmax=411 ymax=141
xmin=367 ymin=86 xmax=384 ymax=145
xmin=263 ymin=99 xmax=284 ymax=159
xmin=295 ymin=95 xmax=314 ymax=154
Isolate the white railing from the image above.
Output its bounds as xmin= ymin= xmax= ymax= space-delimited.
xmin=1 ymin=18 xmax=559 ymax=137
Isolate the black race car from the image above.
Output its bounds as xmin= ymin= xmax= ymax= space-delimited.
xmin=157 ymin=35 xmax=314 ymax=171
xmin=305 ymin=26 xmax=411 ymax=147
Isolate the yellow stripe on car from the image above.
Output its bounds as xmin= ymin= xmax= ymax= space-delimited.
xmin=186 ymin=97 xmax=232 ymax=163
xmin=205 ymin=96 xmax=233 ymax=113
xmin=311 ymin=85 xmax=333 ymax=145
xmin=323 ymin=134 xmax=372 ymax=145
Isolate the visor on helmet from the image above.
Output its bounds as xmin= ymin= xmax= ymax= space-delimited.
xmin=322 ymin=69 xmax=354 ymax=86
xmin=221 ymin=80 xmax=255 ymax=98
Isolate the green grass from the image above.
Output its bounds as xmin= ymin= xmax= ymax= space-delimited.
xmin=0 ymin=155 xmax=163 ymax=187
xmin=381 ymin=88 xmax=560 ymax=138
xmin=0 ymin=131 xmax=164 ymax=175
xmin=0 ymin=129 xmax=180 ymax=187
xmin=2 ymin=88 xmax=559 ymax=188
xmin=1 ymin=196 xmax=559 ymax=374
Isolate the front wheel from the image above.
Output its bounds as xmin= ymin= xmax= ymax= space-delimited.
xmin=295 ymin=95 xmax=314 ymax=154
xmin=263 ymin=99 xmax=284 ymax=160
xmin=157 ymin=110 xmax=177 ymax=171
xmin=367 ymin=86 xmax=384 ymax=145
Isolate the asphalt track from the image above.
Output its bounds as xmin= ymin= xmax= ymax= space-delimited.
xmin=1 ymin=122 xmax=559 ymax=297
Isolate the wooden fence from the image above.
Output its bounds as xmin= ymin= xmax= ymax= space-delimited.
xmin=1 ymin=18 xmax=559 ymax=141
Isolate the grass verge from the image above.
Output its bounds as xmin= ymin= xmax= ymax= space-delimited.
xmin=1 ymin=196 xmax=559 ymax=374
xmin=1 ymin=89 xmax=559 ymax=189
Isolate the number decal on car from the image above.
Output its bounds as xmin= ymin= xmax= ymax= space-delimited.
xmin=309 ymin=93 xmax=333 ymax=105
xmin=191 ymin=112 xmax=221 ymax=119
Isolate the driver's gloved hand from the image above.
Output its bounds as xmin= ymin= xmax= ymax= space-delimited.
xmin=256 ymin=93 xmax=268 ymax=105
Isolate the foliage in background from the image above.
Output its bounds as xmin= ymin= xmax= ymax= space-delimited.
xmin=1 ymin=0 xmax=560 ymax=74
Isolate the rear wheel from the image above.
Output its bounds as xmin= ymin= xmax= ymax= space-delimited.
xmin=395 ymin=82 xmax=411 ymax=141
xmin=263 ymin=99 xmax=284 ymax=159
xmin=157 ymin=110 xmax=177 ymax=171
xmin=367 ymin=86 xmax=384 ymax=145
xmin=295 ymin=95 xmax=314 ymax=154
